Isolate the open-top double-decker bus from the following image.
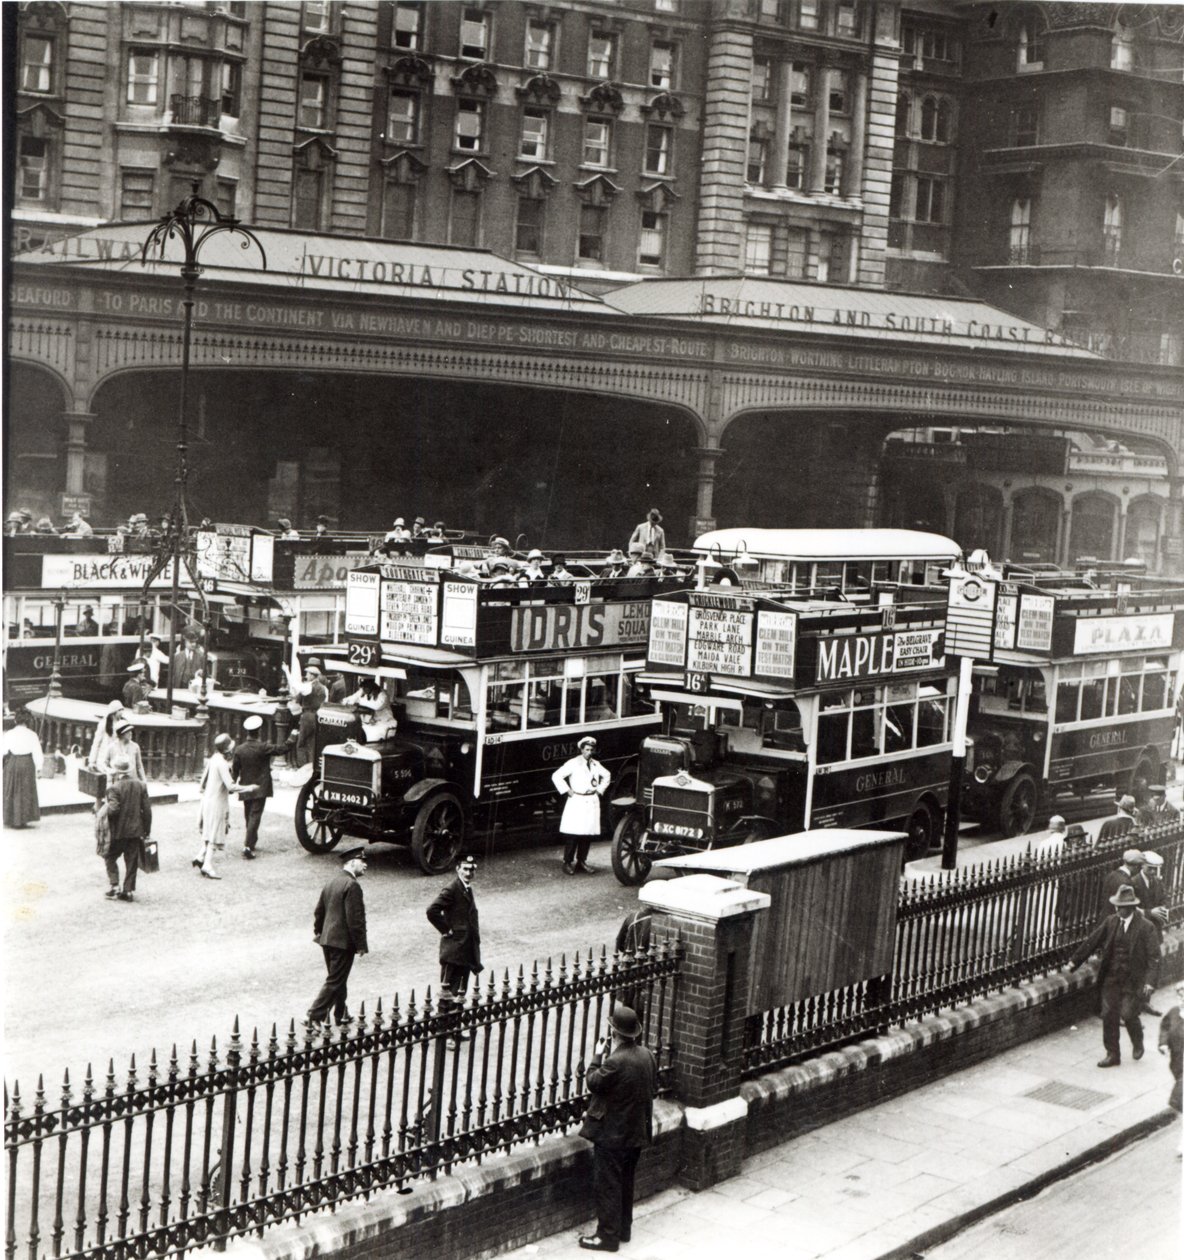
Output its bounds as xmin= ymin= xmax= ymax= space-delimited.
xmin=609 ymin=583 xmax=956 ymax=883
xmin=294 ymin=561 xmax=687 ymax=872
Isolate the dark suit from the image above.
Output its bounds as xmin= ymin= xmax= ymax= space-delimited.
xmin=122 ymin=678 xmax=150 ymax=709
xmin=426 ymin=877 xmax=482 ymax=998
xmin=308 ymin=871 xmax=368 ymax=1024
xmin=171 ymin=645 xmax=206 ymax=690
xmin=1096 ymin=813 xmax=1135 ymax=844
xmin=1071 ymin=910 xmax=1160 ymax=1060
xmin=232 ymin=735 xmax=289 ymax=853
xmin=104 ymin=775 xmax=152 ymax=893
xmin=1097 ymin=865 xmax=1142 ymax=920
xmin=579 ymin=1040 xmax=658 ymax=1247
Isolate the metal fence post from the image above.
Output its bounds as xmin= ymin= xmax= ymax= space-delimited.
xmin=214 ymin=1019 xmax=242 ymax=1251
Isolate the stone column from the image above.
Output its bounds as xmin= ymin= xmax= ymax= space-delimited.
xmin=845 ymin=70 xmax=868 ymax=199
xmin=1116 ymin=501 xmax=1129 ymax=561
xmin=808 ymin=65 xmax=831 ymax=193
xmin=1000 ymin=497 xmax=1014 ymax=563
xmin=1058 ymin=503 xmax=1071 ymax=567
xmin=769 ymin=59 xmax=794 ymax=189
xmin=643 ymin=874 xmax=770 ymax=1190
xmin=62 ymin=409 xmax=96 ymax=497
xmin=1163 ymin=479 xmax=1184 ymax=579
xmin=691 ymin=444 xmax=724 ymax=538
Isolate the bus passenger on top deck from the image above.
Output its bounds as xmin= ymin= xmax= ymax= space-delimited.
xmin=629 ymin=508 xmax=666 ymax=559
xmin=521 ymin=550 xmax=548 ymax=584
xmin=485 ymin=561 xmax=519 ymax=588
xmin=428 ymin=520 xmax=447 ymax=541
xmin=63 ymin=511 xmax=93 ymax=537
xmin=412 ymin=517 xmax=427 ymax=538
xmin=549 ymin=555 xmax=575 ymax=584
xmin=481 ymin=537 xmax=516 ymax=577
xmin=600 ymin=550 xmax=629 ymax=578
xmin=385 ymin=518 xmax=412 ymax=544
xmin=276 ymin=518 xmax=301 ymax=540
xmin=627 ymin=553 xmax=657 ymax=579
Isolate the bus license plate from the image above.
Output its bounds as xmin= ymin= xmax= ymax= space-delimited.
xmin=653 ymin=821 xmax=704 ymax=839
xmin=322 ymin=789 xmax=369 ymax=807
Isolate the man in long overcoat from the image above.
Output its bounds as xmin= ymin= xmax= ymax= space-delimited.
xmin=231 ymin=714 xmax=294 ymax=858
xmin=577 ymin=1004 xmax=658 ymax=1253
xmin=426 ymin=854 xmax=483 ymax=1018
xmin=104 ymin=755 xmax=152 ymax=902
xmin=1071 ymin=883 xmax=1160 ymax=1068
xmin=305 ymin=847 xmax=368 ymax=1033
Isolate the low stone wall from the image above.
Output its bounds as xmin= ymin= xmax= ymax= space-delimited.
xmin=223 ymin=928 xmax=1182 ymax=1260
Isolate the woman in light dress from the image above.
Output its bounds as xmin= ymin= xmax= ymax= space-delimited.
xmin=87 ymin=701 xmax=125 ymax=778
xmin=192 ymin=733 xmax=243 ymax=879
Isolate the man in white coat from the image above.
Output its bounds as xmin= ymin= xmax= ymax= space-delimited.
xmin=551 ymin=735 xmax=611 ymax=875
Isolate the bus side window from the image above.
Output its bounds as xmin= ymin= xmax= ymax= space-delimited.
xmin=916 ymin=691 xmax=948 ymax=746
xmin=1079 ymin=676 xmax=1105 ymax=722
xmin=1026 ymin=676 xmax=1048 ymax=713
xmin=883 ymin=703 xmax=912 ymax=753
xmin=817 ymin=699 xmax=849 ymax=765
xmin=1055 ymin=679 xmax=1080 ymax=723
xmin=763 ymin=703 xmax=805 ymax=752
xmin=1142 ymin=667 xmax=1168 ymax=711
xmin=1117 ymin=673 xmax=1139 ymax=716
xmin=850 ymin=698 xmax=877 ymax=759
xmin=487 ymin=681 xmax=522 ymax=730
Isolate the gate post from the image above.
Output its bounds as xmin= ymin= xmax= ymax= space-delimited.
xmin=643 ymin=875 xmax=769 ymax=1191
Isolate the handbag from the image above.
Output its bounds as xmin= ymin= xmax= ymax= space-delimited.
xmin=141 ymin=838 xmax=160 ymax=874
xmin=79 ymin=766 xmax=107 ymax=798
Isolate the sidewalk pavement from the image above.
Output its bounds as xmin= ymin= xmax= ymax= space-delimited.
xmin=507 ymin=981 xmax=1182 ymax=1260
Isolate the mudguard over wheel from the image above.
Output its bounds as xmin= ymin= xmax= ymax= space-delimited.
xmin=295 ymin=780 xmax=345 ymax=854
xmin=998 ymin=772 xmax=1038 ymax=838
xmin=411 ymin=790 xmax=466 ymax=875
xmin=611 ymin=812 xmax=651 ymax=886
xmin=904 ymin=802 xmax=938 ymax=862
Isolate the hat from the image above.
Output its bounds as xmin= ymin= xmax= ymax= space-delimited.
xmin=456 ymin=561 xmax=480 ymax=578
xmin=643 ymin=864 xmax=680 ymax=885
xmin=608 ymin=1005 xmax=641 ymax=1040
xmin=105 ymin=699 xmax=124 ymax=714
xmin=1109 ymin=884 xmax=1141 ymax=908
xmin=83 ymin=606 xmax=94 ymax=614
xmin=639 ymin=552 xmax=656 ymax=565
xmin=1064 ymin=823 xmax=1088 ymax=842
xmin=110 ymin=755 xmax=131 ymax=772
xmin=1142 ymin=850 xmax=1164 ymax=868
xmin=213 ymin=733 xmax=232 ymax=750
xmin=415 ymin=517 xmax=425 ymax=525
xmin=578 ymin=736 xmax=598 ymax=750
xmin=628 ymin=541 xmax=643 ymax=555
xmin=605 ymin=549 xmax=626 ymax=564
xmin=394 ymin=518 xmax=405 ymax=526
xmin=17 ymin=509 xmax=31 ymax=520
xmin=1150 ymin=905 xmax=1170 ymax=926
xmin=458 ymin=854 xmax=478 ymax=868
xmin=115 ymin=720 xmax=134 ymax=735
xmin=527 ymin=548 xmax=544 ymax=560
xmin=304 ymin=665 xmax=322 ymax=678
xmin=491 ymin=561 xmax=511 ymax=573
xmin=341 ymin=846 xmax=367 ymax=863
xmin=6 ymin=511 xmax=22 ymax=523
xmin=242 ymin=715 xmax=263 ymax=732
xmin=1148 ymin=783 xmax=1166 ymax=795
xmin=1122 ymin=848 xmax=1145 ymax=865
xmin=648 ymin=508 xmax=662 ymax=522
xmin=1119 ymin=795 xmax=1136 ymax=811
xmin=129 ymin=513 xmax=148 ymax=524
xmin=127 ymin=661 xmax=145 ymax=673
xmin=492 ymin=536 xmax=511 ymax=549
xmin=277 ymin=518 xmax=292 ymax=529
xmin=317 ymin=515 xmax=331 ymax=526
xmin=307 ymin=656 xmax=324 ymax=667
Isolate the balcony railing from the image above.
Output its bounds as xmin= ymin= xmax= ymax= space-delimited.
xmin=168 ymin=94 xmax=221 ymax=128
xmin=968 ymin=241 xmax=1182 ymax=275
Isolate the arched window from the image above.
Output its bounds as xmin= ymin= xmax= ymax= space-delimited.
xmin=1011 ymin=490 xmax=1061 ymax=564
xmin=1111 ymin=18 xmax=1135 ymax=71
xmin=1009 ymin=197 xmax=1032 ymax=263
xmin=1069 ymin=493 xmax=1118 ymax=563
xmin=895 ymin=91 xmax=910 ymax=136
xmin=920 ymin=95 xmax=937 ymax=140
xmin=936 ymin=98 xmax=953 ymax=143
xmin=1017 ymin=12 xmax=1046 ymax=70
xmin=1103 ymin=192 xmax=1122 ymax=261
xmin=1124 ymin=497 xmax=1163 ymax=568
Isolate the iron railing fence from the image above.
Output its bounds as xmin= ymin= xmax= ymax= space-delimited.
xmin=5 ymin=942 xmax=681 ymax=1260
xmin=744 ymin=820 xmax=1184 ymax=1074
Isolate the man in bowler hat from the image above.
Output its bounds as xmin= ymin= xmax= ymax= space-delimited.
xmin=232 ymin=714 xmax=294 ymax=858
xmin=305 ymin=847 xmax=368 ymax=1034
xmin=1071 ymin=883 xmax=1160 ymax=1067
xmin=578 ymin=1004 xmax=657 ymax=1252
xmin=426 ymin=855 xmax=482 ymax=1043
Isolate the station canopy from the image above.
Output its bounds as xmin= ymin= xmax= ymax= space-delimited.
xmin=603 ymin=275 xmax=1098 ymax=356
xmin=19 ymin=223 xmax=611 ymax=313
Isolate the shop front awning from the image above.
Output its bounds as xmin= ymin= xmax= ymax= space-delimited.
xmin=18 ymin=223 xmax=611 ymax=314
xmin=603 ymin=276 xmax=1099 ymax=357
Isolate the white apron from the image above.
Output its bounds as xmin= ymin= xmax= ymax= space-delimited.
xmin=552 ymin=755 xmax=610 ymax=835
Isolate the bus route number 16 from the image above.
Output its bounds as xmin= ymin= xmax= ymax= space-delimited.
xmin=686 ymin=672 xmax=709 ymax=694
xmin=347 ymin=640 xmax=378 ymax=669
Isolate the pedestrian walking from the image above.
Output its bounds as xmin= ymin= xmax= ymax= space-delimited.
xmin=111 ymin=720 xmax=148 ymax=785
xmin=1070 ymin=884 xmax=1160 ymax=1068
xmin=577 ymin=1004 xmax=657 ymax=1253
xmin=1098 ymin=847 xmax=1145 ymax=917
xmin=87 ymin=700 xmax=125 ymax=781
xmin=231 ymin=715 xmax=292 ymax=859
xmin=552 ymin=736 xmax=611 ymax=875
xmin=193 ymin=733 xmax=242 ymax=879
xmin=1157 ymin=981 xmax=1184 ymax=1145
xmin=305 ymin=847 xmax=368 ymax=1035
xmin=103 ymin=755 xmax=152 ymax=903
xmin=3 ymin=712 xmax=43 ymax=828
xmin=426 ymin=854 xmax=482 ymax=1044
xmin=1097 ymin=795 xmax=1137 ymax=844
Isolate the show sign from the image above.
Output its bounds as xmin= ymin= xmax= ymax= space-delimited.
xmin=41 ymin=554 xmax=176 ymax=590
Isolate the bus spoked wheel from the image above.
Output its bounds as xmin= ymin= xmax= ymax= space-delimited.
xmin=295 ymin=780 xmax=345 ymax=854
xmin=998 ymin=773 xmax=1037 ymax=838
xmin=411 ymin=791 xmax=466 ymax=875
xmin=904 ymin=803 xmax=938 ymax=862
xmin=611 ymin=813 xmax=651 ymax=886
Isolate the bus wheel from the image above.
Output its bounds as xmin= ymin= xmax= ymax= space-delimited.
xmin=904 ymin=803 xmax=937 ymax=862
xmin=411 ymin=791 xmax=465 ymax=875
xmin=998 ymin=773 xmax=1037 ymax=838
xmin=295 ymin=780 xmax=344 ymax=854
xmin=611 ymin=813 xmax=651 ymax=886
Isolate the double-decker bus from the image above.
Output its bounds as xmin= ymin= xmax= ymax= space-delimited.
xmin=294 ymin=561 xmax=687 ymax=873
xmin=609 ymin=583 xmax=956 ymax=883
xmin=962 ymin=576 xmax=1184 ymax=835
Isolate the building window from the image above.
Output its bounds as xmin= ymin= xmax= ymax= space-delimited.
xmin=797 ymin=0 xmax=819 ymax=30
xmin=20 ymin=34 xmax=54 ymax=94
xmin=583 ymin=118 xmax=611 ymax=167
xmin=1018 ymin=14 xmax=1045 ymax=70
xmin=17 ymin=134 xmax=49 ymax=202
xmin=119 ymin=168 xmax=155 ymax=219
xmin=127 ymin=50 xmax=160 ymax=105
xmin=520 ymin=108 xmax=549 ymax=160
xmin=915 ymin=176 xmax=945 ymax=223
xmin=1010 ymin=197 xmax=1031 ymax=262
xmin=829 ymin=70 xmax=847 ymax=114
xmin=786 ymin=143 xmax=806 ymax=189
xmin=221 ymin=62 xmax=241 ymax=116
xmin=644 ymin=124 xmax=673 ymax=175
xmin=460 ymin=10 xmax=489 ymax=60
xmin=455 ymin=98 xmax=484 ymax=152
xmin=515 ymin=197 xmax=544 ymax=253
xmin=578 ymin=204 xmax=606 ymax=261
xmin=919 ymin=96 xmax=952 ymax=143
xmin=392 ymin=2 xmax=423 ymax=50
xmin=790 ymin=63 xmax=811 ymax=108
xmin=824 ymin=233 xmax=848 ymax=282
xmin=760 ymin=0 xmax=783 ymax=16
xmin=525 ymin=20 xmax=553 ymax=69
xmin=747 ymin=135 xmax=767 ymax=184
xmin=905 ymin=24 xmax=955 ymax=66
xmin=1014 ymin=102 xmax=1037 ymax=146
xmin=382 ymin=181 xmax=416 ymax=238
xmin=299 ymin=75 xmax=327 ymax=129
xmin=292 ymin=166 xmax=323 ymax=229
xmin=649 ymin=41 xmax=676 ymax=89
xmin=745 ymin=222 xmax=773 ymax=273
xmin=752 ymin=58 xmax=771 ymax=101
xmin=895 ymin=93 xmax=910 ymax=135
xmin=1111 ymin=20 xmax=1134 ymax=71
xmin=889 ymin=171 xmax=906 ymax=219
xmin=837 ymin=0 xmax=860 ymax=37
xmin=655 ymin=0 xmax=678 ymax=11
xmin=1109 ymin=105 xmax=1129 ymax=146
xmin=388 ymin=90 xmax=420 ymax=145
xmin=638 ymin=209 xmax=666 ymax=268
xmin=215 ymin=179 xmax=237 ymax=217
xmin=825 ymin=148 xmax=844 ymax=194
xmin=1103 ymin=193 xmax=1122 ymax=261
xmin=587 ymin=31 xmax=616 ymax=79
xmin=450 ymin=189 xmax=481 ymax=245
xmin=303 ymin=1 xmax=330 ymax=32
xmin=785 ymin=228 xmax=808 ymax=277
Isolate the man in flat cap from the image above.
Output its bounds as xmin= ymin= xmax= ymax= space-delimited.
xmin=305 ymin=846 xmax=368 ymax=1035
xmin=1071 ymin=883 xmax=1160 ymax=1067
xmin=232 ymin=714 xmax=294 ymax=859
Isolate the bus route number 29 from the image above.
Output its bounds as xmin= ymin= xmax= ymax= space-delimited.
xmin=347 ymin=640 xmax=378 ymax=669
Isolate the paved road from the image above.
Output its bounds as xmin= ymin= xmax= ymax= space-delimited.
xmin=1 ymin=791 xmax=640 ymax=1090
xmin=921 ymin=1124 xmax=1183 ymax=1260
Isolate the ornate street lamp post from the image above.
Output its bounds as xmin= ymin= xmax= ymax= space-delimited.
xmin=138 ymin=185 xmax=266 ymax=718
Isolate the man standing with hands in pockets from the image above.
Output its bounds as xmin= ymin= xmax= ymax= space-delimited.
xmin=304 ymin=847 xmax=368 ymax=1035
xmin=552 ymin=735 xmax=610 ymax=875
